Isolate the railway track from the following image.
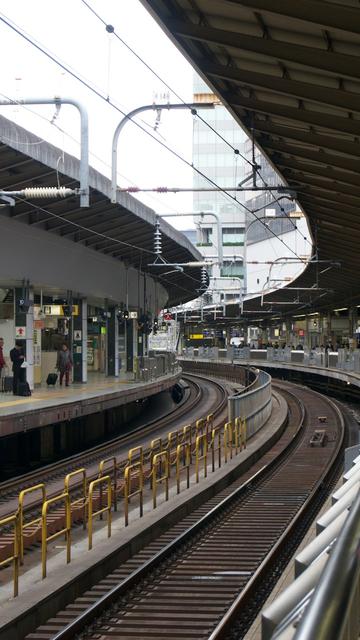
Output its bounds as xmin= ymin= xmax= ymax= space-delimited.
xmin=24 ymin=381 xmax=344 ymax=640
xmin=0 ymin=373 xmax=230 ymax=564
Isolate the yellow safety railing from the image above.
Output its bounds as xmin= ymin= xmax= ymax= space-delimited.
xmin=195 ymin=433 xmax=208 ymax=483
xmin=64 ymin=468 xmax=87 ymax=529
xmin=88 ymin=476 xmax=112 ymax=550
xmin=152 ymin=451 xmax=169 ymax=508
xmin=176 ymin=442 xmax=190 ymax=494
xmin=99 ymin=456 xmax=118 ymax=511
xmin=150 ymin=438 xmax=162 ymax=465
xmin=18 ymin=483 xmax=46 ymax=564
xmin=128 ymin=446 xmax=143 ymax=466
xmin=210 ymin=427 xmax=222 ymax=472
xmin=180 ymin=425 xmax=192 ymax=460
xmin=124 ymin=462 xmax=143 ymax=527
xmin=0 ymin=513 xmax=19 ymax=597
xmin=224 ymin=421 xmax=233 ymax=463
xmin=196 ymin=417 xmax=207 ymax=439
xmin=167 ymin=431 xmax=179 ymax=477
xmin=150 ymin=438 xmax=163 ymax=484
xmin=42 ymin=492 xmax=71 ymax=579
xmin=207 ymin=413 xmax=214 ymax=433
xmin=241 ymin=417 xmax=247 ymax=449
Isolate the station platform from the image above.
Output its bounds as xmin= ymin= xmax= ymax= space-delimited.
xmin=0 ymin=369 xmax=181 ymax=438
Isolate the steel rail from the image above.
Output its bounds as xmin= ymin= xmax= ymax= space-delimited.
xmin=208 ymin=390 xmax=345 ymax=640
xmin=47 ymin=385 xmax=314 ymax=640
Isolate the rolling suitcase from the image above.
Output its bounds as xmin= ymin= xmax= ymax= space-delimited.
xmin=3 ymin=375 xmax=13 ymax=393
xmin=17 ymin=381 xmax=31 ymax=397
xmin=46 ymin=373 xmax=58 ymax=386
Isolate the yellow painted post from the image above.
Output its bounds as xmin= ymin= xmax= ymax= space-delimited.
xmin=167 ymin=431 xmax=179 ymax=477
xmin=181 ymin=425 xmax=192 ymax=461
xmin=234 ymin=417 xmax=240 ymax=455
xmin=0 ymin=514 xmax=20 ymax=597
xmin=64 ymin=468 xmax=87 ymax=529
xmin=241 ymin=418 xmax=247 ymax=449
xmin=128 ymin=446 xmax=143 ymax=466
xmin=124 ymin=461 xmax=143 ymax=527
xmin=152 ymin=451 xmax=169 ymax=509
xmin=196 ymin=418 xmax=206 ymax=438
xmin=195 ymin=433 xmax=208 ymax=483
xmin=88 ymin=476 xmax=112 ymax=550
xmin=211 ymin=428 xmax=222 ymax=472
xmin=176 ymin=442 xmax=190 ymax=494
xmin=99 ymin=456 xmax=118 ymax=511
xmin=18 ymin=483 xmax=46 ymax=565
xmin=42 ymin=492 xmax=71 ymax=579
xmin=207 ymin=413 xmax=214 ymax=439
xmin=224 ymin=422 xmax=233 ymax=463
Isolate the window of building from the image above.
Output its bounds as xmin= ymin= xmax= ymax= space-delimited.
xmin=197 ymin=227 xmax=213 ymax=247
xmin=220 ymin=260 xmax=244 ymax=278
xmin=222 ymin=227 xmax=245 ymax=245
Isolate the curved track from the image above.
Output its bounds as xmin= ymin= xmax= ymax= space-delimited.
xmin=0 ymin=374 xmax=230 ymax=563
xmin=24 ymin=381 xmax=344 ymax=640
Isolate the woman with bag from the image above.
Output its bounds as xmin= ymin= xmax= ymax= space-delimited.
xmin=56 ymin=343 xmax=73 ymax=387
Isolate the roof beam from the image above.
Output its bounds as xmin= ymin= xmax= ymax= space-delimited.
xmin=262 ymin=139 xmax=360 ymax=175
xmin=285 ymin=171 xmax=360 ymax=200
xmin=296 ymin=184 xmax=360 ymax=209
xmin=273 ymin=156 xmax=360 ymax=188
xmin=226 ymin=93 xmax=360 ymax=136
xmin=300 ymin=200 xmax=360 ymax=229
xmin=225 ymin=0 xmax=360 ymax=35
xmin=203 ymin=61 xmax=360 ymax=113
xmin=169 ymin=19 xmax=360 ymax=81
xmin=253 ymin=121 xmax=360 ymax=158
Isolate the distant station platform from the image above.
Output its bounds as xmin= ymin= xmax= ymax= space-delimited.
xmin=0 ymin=369 xmax=181 ymax=438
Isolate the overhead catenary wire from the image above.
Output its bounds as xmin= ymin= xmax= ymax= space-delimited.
xmin=80 ymin=0 xmax=311 ymax=247
xmin=0 ymin=12 xmax=306 ymax=264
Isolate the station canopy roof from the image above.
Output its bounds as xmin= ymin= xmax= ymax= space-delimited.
xmin=0 ymin=115 xmax=205 ymax=306
xmin=142 ymin=0 xmax=360 ymax=316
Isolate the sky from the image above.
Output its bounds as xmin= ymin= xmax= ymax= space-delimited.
xmin=0 ymin=0 xmax=203 ymax=228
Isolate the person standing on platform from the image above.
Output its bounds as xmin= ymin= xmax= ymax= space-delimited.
xmin=56 ymin=343 xmax=73 ymax=387
xmin=10 ymin=340 xmax=25 ymax=395
xmin=0 ymin=338 xmax=5 ymax=377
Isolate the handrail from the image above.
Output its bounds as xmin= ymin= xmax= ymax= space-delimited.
xmin=224 ymin=421 xmax=233 ymax=463
xmin=18 ymin=483 xmax=46 ymax=564
xmin=293 ymin=489 xmax=360 ymax=640
xmin=64 ymin=468 xmax=87 ymax=529
xmin=124 ymin=462 xmax=143 ymax=527
xmin=176 ymin=442 xmax=190 ymax=493
xmin=42 ymin=492 xmax=71 ymax=579
xmin=0 ymin=513 xmax=20 ymax=596
xmin=152 ymin=451 xmax=169 ymax=508
xmin=99 ymin=457 xmax=118 ymax=511
xmin=211 ymin=427 xmax=222 ymax=472
xmin=88 ymin=476 xmax=112 ymax=550
xmin=195 ymin=433 xmax=208 ymax=483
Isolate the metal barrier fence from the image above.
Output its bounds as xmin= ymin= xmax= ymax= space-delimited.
xmin=183 ymin=346 xmax=360 ymax=374
xmin=228 ymin=369 xmax=272 ymax=438
xmin=135 ymin=351 xmax=180 ymax=382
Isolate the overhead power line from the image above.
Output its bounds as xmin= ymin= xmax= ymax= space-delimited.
xmin=0 ymin=11 xmax=306 ymax=264
xmin=80 ymin=0 xmax=310 ymax=246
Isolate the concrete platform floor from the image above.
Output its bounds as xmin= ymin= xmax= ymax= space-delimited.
xmin=0 ymin=371 xmax=136 ymax=416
